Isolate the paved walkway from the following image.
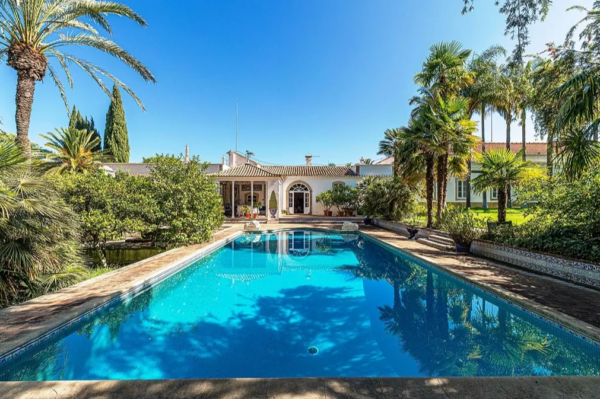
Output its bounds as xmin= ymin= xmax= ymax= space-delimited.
xmin=2 ymin=377 xmax=599 ymax=399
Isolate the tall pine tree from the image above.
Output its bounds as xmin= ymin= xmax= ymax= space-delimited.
xmin=68 ymin=105 xmax=102 ymax=151
xmin=104 ymin=85 xmax=130 ymax=162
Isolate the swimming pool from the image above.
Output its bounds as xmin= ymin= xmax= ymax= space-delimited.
xmin=1 ymin=230 xmax=599 ymax=380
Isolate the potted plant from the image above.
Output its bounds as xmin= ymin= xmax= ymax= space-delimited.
xmin=332 ymin=185 xmax=350 ymax=217
xmin=253 ymin=202 xmax=262 ymax=219
xmin=240 ymin=205 xmax=252 ymax=219
xmin=316 ymin=191 xmax=334 ymax=216
xmin=439 ymin=207 xmax=483 ymax=253
xmin=404 ymin=216 xmax=421 ymax=239
xmin=269 ymin=191 xmax=278 ymax=218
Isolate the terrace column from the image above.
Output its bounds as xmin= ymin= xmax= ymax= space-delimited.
xmin=251 ymin=181 xmax=254 ymax=211
xmin=231 ymin=180 xmax=235 ymax=217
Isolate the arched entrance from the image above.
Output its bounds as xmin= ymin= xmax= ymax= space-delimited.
xmin=287 ymin=182 xmax=311 ymax=215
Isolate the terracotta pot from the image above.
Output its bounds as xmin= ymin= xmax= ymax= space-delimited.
xmin=244 ymin=213 xmax=250 ymax=219
xmin=324 ymin=210 xmax=332 ymax=217
xmin=253 ymin=214 xmax=258 ymax=219
xmin=338 ymin=211 xmax=345 ymax=217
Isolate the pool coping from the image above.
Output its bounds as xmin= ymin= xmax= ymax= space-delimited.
xmin=0 ymin=227 xmax=244 ymax=363
xmin=2 ymin=376 xmax=600 ymax=399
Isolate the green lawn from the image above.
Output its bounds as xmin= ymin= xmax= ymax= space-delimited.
xmin=469 ymin=207 xmax=530 ymax=225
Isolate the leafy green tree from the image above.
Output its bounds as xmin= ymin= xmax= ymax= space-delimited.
xmin=0 ymin=0 xmax=156 ymax=157
xmin=268 ymin=190 xmax=278 ymax=214
xmin=470 ymin=148 xmax=542 ymax=222
xmin=0 ymin=138 xmax=85 ymax=307
xmin=57 ymin=170 xmax=155 ymax=265
xmin=104 ymin=85 xmax=130 ymax=162
xmin=555 ymin=127 xmax=600 ymax=181
xmin=41 ymin=128 xmax=108 ymax=174
xmin=143 ymin=154 xmax=225 ymax=245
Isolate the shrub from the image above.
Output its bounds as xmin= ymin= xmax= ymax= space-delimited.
xmin=356 ymin=176 xmax=416 ymax=220
xmin=440 ymin=207 xmax=486 ymax=248
xmin=486 ymin=171 xmax=600 ymax=263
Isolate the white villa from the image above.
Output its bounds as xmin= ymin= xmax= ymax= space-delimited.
xmin=102 ymin=142 xmax=547 ymax=219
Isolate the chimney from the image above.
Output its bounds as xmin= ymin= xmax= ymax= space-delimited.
xmin=305 ymin=154 xmax=312 ymax=166
xmin=360 ymin=157 xmax=365 ymax=164
xmin=222 ymin=155 xmax=226 ymax=166
xmin=184 ymin=144 xmax=190 ymax=163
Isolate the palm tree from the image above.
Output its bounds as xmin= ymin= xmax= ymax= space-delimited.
xmin=41 ymin=127 xmax=108 ymax=174
xmin=465 ymin=45 xmax=506 ymax=209
xmin=414 ymin=41 xmax=474 ymax=99
xmin=0 ymin=0 xmax=156 ymax=157
xmin=555 ymin=127 xmax=600 ymax=181
xmin=470 ymin=148 xmax=541 ymax=223
xmin=428 ymin=96 xmax=479 ymax=221
xmin=0 ymin=137 xmax=84 ymax=306
xmin=397 ymin=116 xmax=439 ymax=227
xmin=378 ymin=128 xmax=403 ymax=177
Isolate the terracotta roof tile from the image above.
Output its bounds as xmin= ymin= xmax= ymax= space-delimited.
xmin=215 ymin=164 xmax=281 ymax=177
xmin=215 ymin=164 xmax=356 ymax=178
xmin=472 ymin=142 xmax=548 ymax=155
xmin=262 ymin=166 xmax=356 ymax=177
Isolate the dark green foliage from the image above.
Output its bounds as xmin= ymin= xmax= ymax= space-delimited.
xmin=356 ymin=176 xmax=416 ymax=221
xmin=143 ymin=154 xmax=225 ymax=245
xmin=104 ymin=85 xmax=130 ymax=162
xmin=486 ymin=171 xmax=600 ymax=263
xmin=0 ymin=139 xmax=85 ymax=308
xmin=68 ymin=105 xmax=102 ymax=152
xmin=58 ymin=154 xmax=225 ymax=249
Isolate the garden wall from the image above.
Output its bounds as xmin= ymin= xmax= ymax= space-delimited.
xmin=470 ymin=240 xmax=600 ymax=289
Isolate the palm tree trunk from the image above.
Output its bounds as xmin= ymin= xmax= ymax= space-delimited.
xmin=546 ymin=131 xmax=554 ymax=178
xmin=441 ymin=153 xmax=448 ymax=209
xmin=466 ymin=160 xmax=471 ymax=209
xmin=521 ymin=109 xmax=527 ymax=161
xmin=497 ymin=186 xmax=507 ymax=223
xmin=481 ymin=104 xmax=487 ymax=209
xmin=505 ymin=112 xmax=512 ymax=208
xmin=15 ymin=72 xmax=36 ymax=158
xmin=426 ymin=154 xmax=434 ymax=228
xmin=436 ymin=155 xmax=445 ymax=222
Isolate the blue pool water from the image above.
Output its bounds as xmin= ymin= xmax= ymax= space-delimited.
xmin=2 ymin=230 xmax=600 ymax=380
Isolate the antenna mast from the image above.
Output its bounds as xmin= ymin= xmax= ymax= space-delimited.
xmin=236 ymin=100 xmax=238 ymax=152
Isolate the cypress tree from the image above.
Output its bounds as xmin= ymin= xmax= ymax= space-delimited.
xmin=67 ymin=105 xmax=102 ymax=151
xmin=103 ymin=85 xmax=130 ymax=162
xmin=68 ymin=106 xmax=78 ymax=129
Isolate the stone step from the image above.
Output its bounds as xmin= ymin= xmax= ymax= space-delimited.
xmin=416 ymin=237 xmax=455 ymax=252
xmin=429 ymin=234 xmax=455 ymax=245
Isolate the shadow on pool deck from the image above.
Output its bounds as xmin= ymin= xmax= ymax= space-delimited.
xmin=1 ymin=376 xmax=600 ymax=398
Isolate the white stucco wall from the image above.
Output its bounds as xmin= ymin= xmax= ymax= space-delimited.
xmin=281 ymin=177 xmax=361 ymax=215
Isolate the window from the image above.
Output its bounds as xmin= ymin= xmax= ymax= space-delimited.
xmin=491 ymin=188 xmax=498 ymax=200
xmin=247 ymin=195 xmax=258 ymax=204
xmin=332 ymin=181 xmax=345 ymax=189
xmin=456 ymin=180 xmax=467 ymax=200
xmin=288 ymin=192 xmax=293 ymax=208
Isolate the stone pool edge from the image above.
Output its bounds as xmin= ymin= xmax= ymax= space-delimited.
xmin=1 ymin=376 xmax=599 ymax=399
xmin=0 ymin=228 xmax=244 ymax=362
xmin=358 ymin=228 xmax=600 ymax=347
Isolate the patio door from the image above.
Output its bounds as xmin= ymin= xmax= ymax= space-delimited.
xmin=288 ymin=183 xmax=310 ymax=215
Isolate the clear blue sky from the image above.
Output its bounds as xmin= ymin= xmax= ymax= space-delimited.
xmin=0 ymin=0 xmax=592 ymax=164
